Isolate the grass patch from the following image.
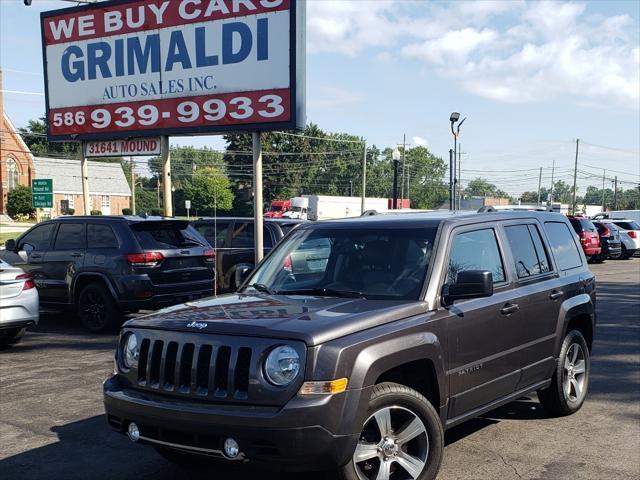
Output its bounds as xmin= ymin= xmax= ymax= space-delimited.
xmin=0 ymin=231 xmax=19 ymax=245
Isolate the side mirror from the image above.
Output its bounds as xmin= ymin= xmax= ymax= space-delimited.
xmin=4 ymin=239 xmax=16 ymax=251
xmin=444 ymin=270 xmax=493 ymax=304
xmin=235 ymin=265 xmax=254 ymax=289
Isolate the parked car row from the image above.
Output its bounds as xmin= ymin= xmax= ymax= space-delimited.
xmin=0 ymin=212 xmax=636 ymax=339
xmin=567 ymin=215 xmax=639 ymax=262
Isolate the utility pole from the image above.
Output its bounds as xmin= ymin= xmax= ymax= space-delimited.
xmin=601 ymin=169 xmax=606 ymax=210
xmin=613 ymin=176 xmax=618 ymax=210
xmin=161 ymin=136 xmax=172 ymax=217
xmin=360 ymin=142 xmax=367 ymax=214
xmin=537 ymin=167 xmax=543 ymax=205
xmin=549 ymin=160 xmax=555 ymax=209
xmin=253 ymin=132 xmax=264 ymax=264
xmin=392 ymin=158 xmax=399 ymax=210
xmin=400 ymin=134 xmax=407 ymax=207
xmin=349 ymin=180 xmax=353 ymax=197
xmin=572 ymin=138 xmax=579 ymax=214
xmin=80 ymin=144 xmax=90 ymax=215
xmin=130 ymin=156 xmax=135 ymax=214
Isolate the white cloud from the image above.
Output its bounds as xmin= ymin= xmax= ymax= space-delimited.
xmin=307 ymin=1 xmax=640 ymax=109
xmin=308 ymin=85 xmax=365 ymax=110
xmin=413 ymin=136 xmax=428 ymax=147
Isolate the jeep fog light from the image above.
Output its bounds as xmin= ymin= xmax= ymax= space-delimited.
xmin=299 ymin=378 xmax=348 ymax=395
xmin=127 ymin=422 xmax=140 ymax=442
xmin=224 ymin=438 xmax=239 ymax=459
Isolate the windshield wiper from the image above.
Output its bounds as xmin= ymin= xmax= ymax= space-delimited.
xmin=277 ymin=288 xmax=366 ymax=299
xmin=247 ymin=283 xmax=276 ymax=295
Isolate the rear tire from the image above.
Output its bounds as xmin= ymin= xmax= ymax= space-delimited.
xmin=337 ymin=382 xmax=444 ymax=480
xmin=0 ymin=327 xmax=25 ymax=348
xmin=77 ymin=283 xmax=120 ymax=333
xmin=592 ymin=254 xmax=605 ymax=264
xmin=538 ymin=330 xmax=590 ymax=417
xmin=621 ymin=245 xmax=634 ymax=259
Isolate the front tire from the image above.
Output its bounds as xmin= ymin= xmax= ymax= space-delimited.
xmin=538 ymin=330 xmax=590 ymax=416
xmin=77 ymin=283 xmax=120 ymax=333
xmin=338 ymin=382 xmax=444 ymax=480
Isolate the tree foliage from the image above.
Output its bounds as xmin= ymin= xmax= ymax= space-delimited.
xmin=464 ymin=178 xmax=509 ymax=198
xmin=183 ymin=167 xmax=234 ymax=215
xmin=7 ymin=185 xmax=35 ymax=218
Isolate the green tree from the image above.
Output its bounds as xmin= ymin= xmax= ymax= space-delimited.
xmin=464 ymin=178 xmax=509 ymax=198
xmin=183 ymin=167 xmax=234 ymax=215
xmin=7 ymin=185 xmax=35 ymax=218
xmin=18 ymin=118 xmax=78 ymax=157
xmin=550 ymin=180 xmax=575 ymax=203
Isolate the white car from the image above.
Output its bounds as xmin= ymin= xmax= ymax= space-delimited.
xmin=609 ymin=219 xmax=640 ymax=259
xmin=0 ymin=259 xmax=39 ymax=347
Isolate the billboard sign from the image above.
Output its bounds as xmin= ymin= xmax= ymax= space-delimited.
xmin=84 ymin=137 xmax=161 ymax=157
xmin=41 ymin=0 xmax=306 ymax=141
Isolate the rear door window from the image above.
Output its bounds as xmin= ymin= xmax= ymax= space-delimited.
xmin=544 ymin=222 xmax=583 ymax=270
xmin=131 ymin=222 xmax=207 ymax=250
xmin=195 ymin=221 xmax=231 ymax=248
xmin=231 ymin=222 xmax=273 ymax=248
xmin=504 ymin=225 xmax=550 ymax=278
xmin=19 ymin=223 xmax=56 ymax=251
xmin=87 ymin=224 xmax=119 ymax=248
xmin=54 ymin=223 xmax=86 ymax=250
xmin=447 ymin=228 xmax=505 ymax=284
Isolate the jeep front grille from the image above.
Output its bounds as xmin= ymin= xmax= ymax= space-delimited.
xmin=137 ymin=338 xmax=252 ymax=399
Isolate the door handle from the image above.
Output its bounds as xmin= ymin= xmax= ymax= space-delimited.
xmin=500 ymin=303 xmax=519 ymax=315
xmin=30 ymin=254 xmax=42 ymax=260
xmin=549 ymin=290 xmax=564 ymax=300
xmin=71 ymin=252 xmax=84 ymax=258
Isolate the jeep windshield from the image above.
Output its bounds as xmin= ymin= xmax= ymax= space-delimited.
xmin=245 ymin=226 xmax=437 ymax=300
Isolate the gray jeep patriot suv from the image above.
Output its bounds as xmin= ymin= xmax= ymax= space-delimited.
xmin=104 ymin=211 xmax=595 ymax=480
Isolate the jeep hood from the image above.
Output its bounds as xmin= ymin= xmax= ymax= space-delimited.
xmin=124 ymin=293 xmax=427 ymax=346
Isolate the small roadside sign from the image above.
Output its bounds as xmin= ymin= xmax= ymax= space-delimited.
xmin=32 ymin=179 xmax=53 ymax=208
xmin=185 ymin=200 xmax=191 ymax=209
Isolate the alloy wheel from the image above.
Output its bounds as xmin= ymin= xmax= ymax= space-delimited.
xmin=354 ymin=406 xmax=429 ymax=480
xmin=563 ymin=343 xmax=587 ymax=403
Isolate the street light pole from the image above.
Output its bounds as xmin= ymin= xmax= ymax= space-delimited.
xmin=450 ymin=113 xmax=466 ymax=212
xmin=449 ymin=149 xmax=454 ymax=211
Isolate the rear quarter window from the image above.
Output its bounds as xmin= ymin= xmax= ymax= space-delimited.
xmin=87 ymin=224 xmax=119 ymax=248
xmin=544 ymin=221 xmax=583 ymax=271
xmin=613 ymin=221 xmax=640 ymax=230
xmin=131 ymin=222 xmax=207 ymax=250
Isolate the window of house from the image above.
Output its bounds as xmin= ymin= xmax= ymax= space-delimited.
xmin=101 ymin=196 xmax=110 ymax=208
xmin=64 ymin=194 xmax=75 ymax=209
xmin=7 ymin=158 xmax=20 ymax=191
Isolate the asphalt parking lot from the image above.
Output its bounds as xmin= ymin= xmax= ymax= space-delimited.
xmin=1 ymin=259 xmax=638 ymax=480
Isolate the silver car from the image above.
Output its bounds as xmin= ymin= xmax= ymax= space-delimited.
xmin=0 ymin=258 xmax=39 ymax=347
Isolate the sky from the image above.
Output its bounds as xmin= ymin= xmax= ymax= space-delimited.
xmin=1 ymin=0 xmax=639 ymax=198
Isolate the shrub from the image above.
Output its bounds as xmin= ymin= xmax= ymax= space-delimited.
xmin=67 ymin=208 xmax=75 ymax=215
xmin=90 ymin=210 xmax=102 ymax=215
xmin=7 ymin=185 xmax=35 ymax=218
xmin=122 ymin=208 xmax=133 ymax=215
xmin=150 ymin=208 xmax=163 ymax=216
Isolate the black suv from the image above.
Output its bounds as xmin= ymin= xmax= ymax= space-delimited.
xmin=104 ymin=211 xmax=595 ymax=480
xmin=192 ymin=217 xmax=303 ymax=292
xmin=2 ymin=216 xmax=215 ymax=332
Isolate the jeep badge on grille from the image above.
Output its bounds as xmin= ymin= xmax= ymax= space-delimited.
xmin=186 ymin=321 xmax=207 ymax=330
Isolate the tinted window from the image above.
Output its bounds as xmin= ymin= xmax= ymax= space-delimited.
xmin=544 ymin=222 xmax=583 ymax=270
xmin=88 ymin=224 xmax=119 ymax=248
xmin=504 ymin=225 xmax=550 ymax=278
xmin=447 ymin=229 xmax=505 ymax=284
xmin=248 ymin=227 xmax=437 ymax=300
xmin=528 ymin=225 xmax=552 ymax=273
xmin=569 ymin=218 xmax=596 ymax=232
xmin=595 ymin=222 xmax=619 ymax=235
xmin=195 ymin=221 xmax=231 ymax=248
xmin=54 ymin=223 xmax=86 ymax=250
xmin=132 ymin=222 xmax=207 ymax=249
xmin=231 ymin=222 xmax=273 ymax=248
xmin=613 ymin=221 xmax=640 ymax=230
xmin=19 ymin=223 xmax=55 ymax=251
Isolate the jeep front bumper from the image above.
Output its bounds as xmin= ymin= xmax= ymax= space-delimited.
xmin=103 ymin=375 xmax=370 ymax=471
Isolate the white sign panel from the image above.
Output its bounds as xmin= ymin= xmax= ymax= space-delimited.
xmin=84 ymin=137 xmax=162 ymax=157
xmin=41 ymin=0 xmax=305 ymax=141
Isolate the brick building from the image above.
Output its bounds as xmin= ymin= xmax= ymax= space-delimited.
xmin=0 ymin=111 xmax=35 ymax=215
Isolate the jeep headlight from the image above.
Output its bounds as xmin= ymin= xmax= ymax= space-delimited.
xmin=122 ymin=332 xmax=139 ymax=371
xmin=264 ymin=345 xmax=300 ymax=386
